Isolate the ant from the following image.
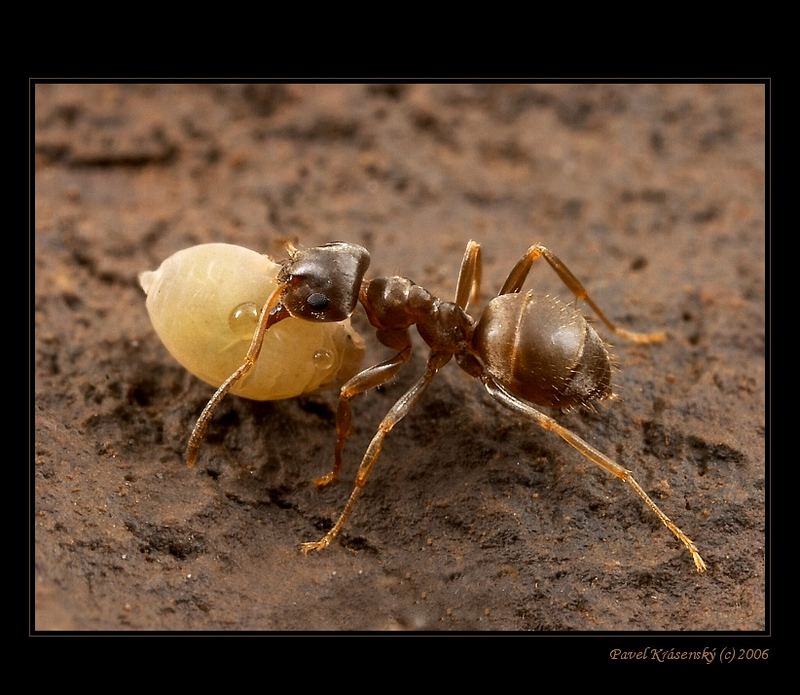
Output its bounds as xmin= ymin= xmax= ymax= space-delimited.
xmin=186 ymin=240 xmax=706 ymax=573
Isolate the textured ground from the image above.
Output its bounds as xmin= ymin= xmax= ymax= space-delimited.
xmin=34 ymin=83 xmax=765 ymax=630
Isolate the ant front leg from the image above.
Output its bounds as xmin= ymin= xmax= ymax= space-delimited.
xmin=186 ymin=287 xmax=288 ymax=468
xmin=455 ymin=239 xmax=482 ymax=311
xmin=499 ymin=244 xmax=666 ymax=344
xmin=314 ymin=338 xmax=412 ymax=488
xmin=482 ymin=377 xmax=706 ymax=573
xmin=301 ymin=352 xmax=451 ymax=554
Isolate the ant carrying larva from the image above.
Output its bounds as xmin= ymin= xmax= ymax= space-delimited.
xmin=139 ymin=239 xmax=706 ymax=573
xmin=138 ymin=243 xmax=365 ymax=401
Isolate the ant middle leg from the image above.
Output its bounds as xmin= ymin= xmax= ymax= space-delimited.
xmin=301 ymin=352 xmax=451 ymax=554
xmin=482 ymin=376 xmax=706 ymax=573
xmin=455 ymin=239 xmax=482 ymax=311
xmin=499 ymin=244 xmax=666 ymax=344
xmin=313 ymin=337 xmax=412 ymax=488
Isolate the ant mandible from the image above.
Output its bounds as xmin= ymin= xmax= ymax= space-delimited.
xmin=186 ymin=240 xmax=707 ymax=573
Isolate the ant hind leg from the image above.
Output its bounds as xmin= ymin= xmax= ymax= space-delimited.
xmin=482 ymin=376 xmax=706 ymax=573
xmin=499 ymin=244 xmax=666 ymax=344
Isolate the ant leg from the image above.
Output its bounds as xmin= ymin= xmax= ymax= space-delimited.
xmin=455 ymin=239 xmax=482 ymax=311
xmin=499 ymin=244 xmax=666 ymax=344
xmin=483 ymin=377 xmax=706 ymax=573
xmin=301 ymin=352 xmax=452 ymax=554
xmin=186 ymin=287 xmax=289 ymax=468
xmin=313 ymin=343 xmax=413 ymax=488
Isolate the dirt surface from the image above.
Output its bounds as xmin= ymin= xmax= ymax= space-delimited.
xmin=34 ymin=84 xmax=765 ymax=631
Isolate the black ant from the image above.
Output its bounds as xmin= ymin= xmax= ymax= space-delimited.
xmin=186 ymin=240 xmax=706 ymax=573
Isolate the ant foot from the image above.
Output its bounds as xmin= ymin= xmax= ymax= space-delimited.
xmin=300 ymin=538 xmax=331 ymax=555
xmin=616 ymin=328 xmax=667 ymax=344
xmin=313 ymin=472 xmax=338 ymax=488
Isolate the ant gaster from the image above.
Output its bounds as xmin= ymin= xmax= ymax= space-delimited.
xmin=186 ymin=240 xmax=706 ymax=573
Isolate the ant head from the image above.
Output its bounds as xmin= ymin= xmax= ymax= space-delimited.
xmin=278 ymin=242 xmax=370 ymax=321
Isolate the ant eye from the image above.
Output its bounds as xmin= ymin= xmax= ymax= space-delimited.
xmin=306 ymin=292 xmax=330 ymax=310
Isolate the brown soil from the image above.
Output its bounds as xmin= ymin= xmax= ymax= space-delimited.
xmin=34 ymin=84 xmax=765 ymax=631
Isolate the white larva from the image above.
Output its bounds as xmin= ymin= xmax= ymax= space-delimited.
xmin=138 ymin=243 xmax=364 ymax=400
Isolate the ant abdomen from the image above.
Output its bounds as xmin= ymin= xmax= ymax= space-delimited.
xmin=472 ymin=290 xmax=612 ymax=410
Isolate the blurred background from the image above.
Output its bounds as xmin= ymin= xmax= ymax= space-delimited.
xmin=35 ymin=83 xmax=765 ymax=630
